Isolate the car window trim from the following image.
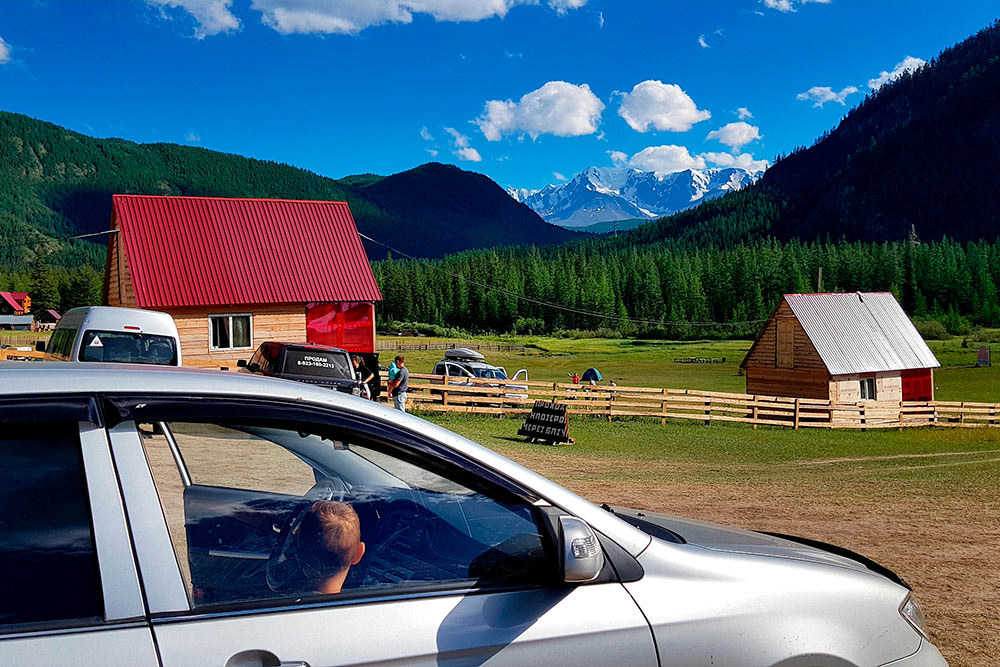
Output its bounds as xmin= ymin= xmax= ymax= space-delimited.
xmin=78 ymin=421 xmax=147 ymax=622
xmin=101 ymin=394 xmax=538 ymax=503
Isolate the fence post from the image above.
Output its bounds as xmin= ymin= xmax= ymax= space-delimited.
xmin=960 ymin=402 xmax=966 ymax=425
xmin=661 ymin=388 xmax=668 ymax=426
xmin=991 ymin=404 xmax=998 ymax=427
xmin=752 ymin=395 xmax=758 ymax=430
xmin=861 ymin=403 xmax=867 ymax=431
xmin=553 ymin=383 xmax=559 ymax=403
xmin=898 ymin=401 xmax=904 ymax=431
xmin=793 ymin=398 xmax=800 ymax=430
xmin=704 ymin=397 xmax=712 ymax=426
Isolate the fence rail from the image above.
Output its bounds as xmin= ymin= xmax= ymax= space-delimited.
xmin=0 ymin=349 xmax=46 ymax=361
xmin=397 ymin=373 xmax=999 ymax=429
xmin=375 ymin=341 xmax=525 ymax=353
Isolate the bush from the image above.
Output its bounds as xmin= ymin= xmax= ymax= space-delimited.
xmin=912 ymin=318 xmax=950 ymax=340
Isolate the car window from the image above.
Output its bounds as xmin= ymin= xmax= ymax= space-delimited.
xmin=0 ymin=422 xmax=103 ymax=631
xmin=136 ymin=418 xmax=553 ymax=609
xmin=281 ymin=349 xmax=353 ymax=379
xmin=79 ymin=330 xmax=177 ymax=365
xmin=47 ymin=327 xmax=77 ymax=360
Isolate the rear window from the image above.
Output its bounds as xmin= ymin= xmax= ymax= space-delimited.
xmin=78 ymin=330 xmax=177 ymax=365
xmin=281 ymin=348 xmax=353 ymax=379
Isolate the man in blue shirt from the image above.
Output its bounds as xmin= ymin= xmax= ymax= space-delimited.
xmin=387 ymin=355 xmax=409 ymax=412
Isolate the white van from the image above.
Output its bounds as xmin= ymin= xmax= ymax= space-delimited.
xmin=44 ymin=306 xmax=182 ymax=366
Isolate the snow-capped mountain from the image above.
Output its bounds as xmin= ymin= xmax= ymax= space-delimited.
xmin=509 ymin=166 xmax=764 ymax=228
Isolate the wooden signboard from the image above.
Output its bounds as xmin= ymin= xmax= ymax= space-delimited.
xmin=978 ymin=346 xmax=991 ymax=367
xmin=518 ymin=400 xmax=571 ymax=444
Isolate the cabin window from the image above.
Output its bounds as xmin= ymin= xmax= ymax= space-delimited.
xmin=859 ymin=377 xmax=877 ymax=401
xmin=210 ymin=314 xmax=252 ymax=350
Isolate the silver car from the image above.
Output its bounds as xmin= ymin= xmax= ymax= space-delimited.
xmin=0 ymin=364 xmax=946 ymax=666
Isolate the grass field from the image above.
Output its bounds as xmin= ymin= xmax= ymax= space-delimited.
xmin=389 ymin=334 xmax=998 ymax=666
xmin=383 ymin=334 xmax=999 ymax=402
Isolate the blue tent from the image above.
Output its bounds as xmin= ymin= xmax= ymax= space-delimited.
xmin=581 ymin=367 xmax=602 ymax=382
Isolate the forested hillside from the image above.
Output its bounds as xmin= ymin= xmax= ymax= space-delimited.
xmin=630 ymin=20 xmax=1000 ymax=247
xmin=0 ymin=112 xmax=575 ymax=269
xmin=373 ymin=238 xmax=1000 ymax=337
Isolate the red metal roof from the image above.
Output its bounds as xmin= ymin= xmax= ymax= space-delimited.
xmin=0 ymin=291 xmax=27 ymax=312
xmin=112 ymin=195 xmax=382 ymax=308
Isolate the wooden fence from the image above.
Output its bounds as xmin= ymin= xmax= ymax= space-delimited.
xmin=0 ymin=348 xmax=45 ymax=361
xmin=375 ymin=341 xmax=524 ymax=353
xmin=396 ymin=373 xmax=1000 ymax=429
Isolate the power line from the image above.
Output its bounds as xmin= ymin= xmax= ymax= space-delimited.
xmin=357 ymin=232 xmax=768 ymax=329
xmin=0 ymin=229 xmax=117 ymax=253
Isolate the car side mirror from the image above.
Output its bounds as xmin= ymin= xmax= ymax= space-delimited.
xmin=559 ymin=516 xmax=605 ymax=583
xmin=237 ymin=359 xmax=247 ymax=368
xmin=35 ymin=340 xmax=46 ymax=353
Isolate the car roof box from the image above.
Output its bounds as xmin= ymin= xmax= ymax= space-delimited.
xmin=444 ymin=348 xmax=486 ymax=361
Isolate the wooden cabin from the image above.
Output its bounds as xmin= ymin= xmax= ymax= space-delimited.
xmin=0 ymin=292 xmax=33 ymax=330
xmin=741 ymin=292 xmax=940 ymax=402
xmin=104 ymin=195 xmax=382 ymax=365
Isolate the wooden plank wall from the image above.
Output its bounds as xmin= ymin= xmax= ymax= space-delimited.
xmin=104 ymin=220 xmax=137 ymax=308
xmin=745 ymin=300 xmax=831 ymax=399
xmin=830 ymin=371 xmax=903 ymax=403
xmin=166 ymin=304 xmax=306 ymax=364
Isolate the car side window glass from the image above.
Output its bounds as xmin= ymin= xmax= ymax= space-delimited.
xmin=137 ymin=419 xmax=553 ymax=609
xmin=0 ymin=422 xmax=103 ymax=631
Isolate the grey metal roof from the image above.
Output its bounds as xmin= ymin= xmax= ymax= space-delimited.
xmin=0 ymin=315 xmax=33 ymax=326
xmin=784 ymin=292 xmax=940 ymax=375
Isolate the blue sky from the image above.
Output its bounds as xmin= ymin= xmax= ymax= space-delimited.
xmin=0 ymin=1 xmax=996 ymax=191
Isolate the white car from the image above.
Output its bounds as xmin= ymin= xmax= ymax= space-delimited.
xmin=42 ymin=305 xmax=181 ymax=365
xmin=0 ymin=364 xmax=946 ymax=666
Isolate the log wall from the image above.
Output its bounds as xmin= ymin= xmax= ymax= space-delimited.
xmin=165 ymin=304 xmax=307 ymax=364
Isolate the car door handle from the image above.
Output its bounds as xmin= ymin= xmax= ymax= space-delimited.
xmin=278 ymin=663 xmax=310 ymax=667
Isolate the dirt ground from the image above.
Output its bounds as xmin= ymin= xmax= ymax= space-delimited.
xmin=502 ymin=450 xmax=999 ymax=667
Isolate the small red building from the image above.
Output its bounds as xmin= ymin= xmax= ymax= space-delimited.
xmin=104 ymin=195 xmax=382 ymax=365
xmin=741 ymin=292 xmax=940 ymax=402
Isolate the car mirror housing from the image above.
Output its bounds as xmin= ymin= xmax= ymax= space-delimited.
xmin=236 ymin=359 xmax=248 ymax=368
xmin=560 ymin=516 xmax=605 ymax=583
xmin=35 ymin=340 xmax=46 ymax=353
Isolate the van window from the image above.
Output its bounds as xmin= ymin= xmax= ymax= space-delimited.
xmin=47 ymin=327 xmax=78 ymax=360
xmin=78 ymin=330 xmax=178 ymax=365
xmin=282 ymin=348 xmax=353 ymax=378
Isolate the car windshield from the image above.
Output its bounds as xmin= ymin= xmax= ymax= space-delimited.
xmin=474 ymin=368 xmax=507 ymax=380
xmin=282 ymin=348 xmax=353 ymax=379
xmin=78 ymin=330 xmax=177 ymax=365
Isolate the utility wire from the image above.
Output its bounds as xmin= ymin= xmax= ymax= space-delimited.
xmin=0 ymin=228 xmax=117 ymax=252
xmin=357 ymin=232 xmax=768 ymax=328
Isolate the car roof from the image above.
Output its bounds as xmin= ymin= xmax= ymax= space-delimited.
xmin=440 ymin=360 xmax=499 ymax=370
xmin=57 ymin=306 xmax=179 ymax=335
xmin=0 ymin=363 xmax=651 ymax=557
xmin=266 ymin=341 xmax=350 ymax=354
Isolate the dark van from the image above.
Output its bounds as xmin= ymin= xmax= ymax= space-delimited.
xmin=239 ymin=341 xmax=362 ymax=396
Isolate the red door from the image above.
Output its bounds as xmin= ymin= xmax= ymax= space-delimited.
xmin=901 ymin=369 xmax=933 ymax=401
xmin=306 ymin=302 xmax=375 ymax=353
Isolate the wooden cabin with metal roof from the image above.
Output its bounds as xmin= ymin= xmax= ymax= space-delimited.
xmin=741 ymin=292 xmax=940 ymax=403
xmin=103 ymin=195 xmax=383 ymax=365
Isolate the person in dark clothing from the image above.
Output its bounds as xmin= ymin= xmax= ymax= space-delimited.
xmin=352 ymin=355 xmax=375 ymax=399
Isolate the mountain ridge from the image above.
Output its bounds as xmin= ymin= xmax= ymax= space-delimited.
xmin=0 ymin=112 xmax=578 ymax=268
xmin=510 ymin=165 xmax=762 ymax=228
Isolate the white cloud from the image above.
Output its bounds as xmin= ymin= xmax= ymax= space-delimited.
xmin=597 ymin=11 xmax=604 ymax=28
xmin=419 ymin=126 xmax=434 ymax=141
xmin=737 ymin=107 xmax=753 ymax=120
xmin=868 ymin=56 xmax=926 ymax=90
xmin=426 ymin=148 xmax=439 ymax=157
xmin=476 ymin=81 xmax=605 ymax=141
xmin=763 ymin=0 xmax=829 ymax=12
xmin=455 ymin=147 xmax=482 ymax=161
xmin=248 ymin=0 xmax=584 ymax=35
xmin=553 ymin=171 xmax=567 ymax=181
xmin=444 ymin=127 xmax=482 ymax=161
xmin=608 ymin=150 xmax=628 ymax=166
xmin=148 ymin=0 xmax=241 ymax=38
xmin=704 ymin=151 xmax=769 ymax=172
xmin=185 ymin=131 xmax=201 ymax=142
xmin=617 ymin=80 xmax=710 ymax=133
xmin=549 ymin=0 xmax=586 ymax=14
xmin=0 ymin=37 xmax=11 ymax=64
xmin=706 ymin=121 xmax=761 ymax=150
xmin=622 ymin=145 xmax=707 ymax=173
xmin=796 ymin=85 xmax=859 ymax=108
xmin=698 ymin=34 xmax=709 ymax=48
